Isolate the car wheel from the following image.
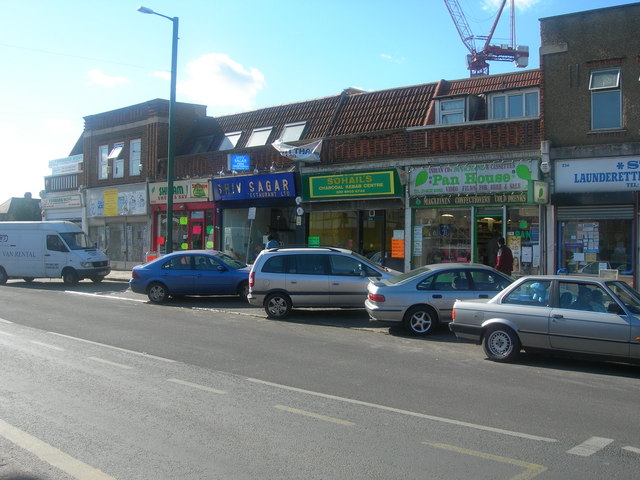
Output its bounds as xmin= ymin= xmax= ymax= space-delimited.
xmin=62 ymin=269 xmax=80 ymax=285
xmin=147 ymin=282 xmax=169 ymax=303
xmin=483 ymin=325 xmax=521 ymax=362
xmin=264 ymin=293 xmax=292 ymax=319
xmin=0 ymin=268 xmax=8 ymax=285
xmin=23 ymin=277 xmax=34 ymax=283
xmin=91 ymin=276 xmax=105 ymax=283
xmin=237 ymin=281 xmax=249 ymax=302
xmin=403 ymin=305 xmax=437 ymax=336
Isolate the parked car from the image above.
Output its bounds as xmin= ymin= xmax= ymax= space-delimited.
xmin=129 ymin=250 xmax=250 ymax=303
xmin=365 ymin=263 xmax=512 ymax=336
xmin=248 ymin=246 xmax=400 ymax=319
xmin=449 ymin=275 xmax=640 ymax=363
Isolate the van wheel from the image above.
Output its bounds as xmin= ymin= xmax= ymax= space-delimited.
xmin=147 ymin=282 xmax=169 ymax=303
xmin=237 ymin=281 xmax=249 ymax=302
xmin=403 ymin=305 xmax=438 ymax=336
xmin=23 ymin=277 xmax=34 ymax=283
xmin=483 ymin=325 xmax=521 ymax=362
xmin=62 ymin=269 xmax=80 ymax=285
xmin=0 ymin=268 xmax=7 ymax=285
xmin=264 ymin=293 xmax=292 ymax=319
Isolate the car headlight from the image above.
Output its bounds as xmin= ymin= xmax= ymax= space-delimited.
xmin=81 ymin=262 xmax=93 ymax=268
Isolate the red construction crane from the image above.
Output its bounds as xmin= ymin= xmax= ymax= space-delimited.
xmin=444 ymin=0 xmax=528 ymax=76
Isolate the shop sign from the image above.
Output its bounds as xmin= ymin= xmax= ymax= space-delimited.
xmin=48 ymin=154 xmax=82 ymax=175
xmin=410 ymin=161 xmax=537 ymax=197
xmin=229 ymin=154 xmax=250 ymax=171
xmin=272 ymin=139 xmax=322 ymax=163
xmin=213 ymin=173 xmax=295 ymax=201
xmin=411 ymin=192 xmax=528 ymax=208
xmin=149 ymin=179 xmax=210 ymax=204
xmin=41 ymin=195 xmax=81 ymax=209
xmin=533 ymin=180 xmax=548 ymax=204
xmin=304 ymin=170 xmax=399 ymax=200
xmin=555 ymin=156 xmax=640 ymax=192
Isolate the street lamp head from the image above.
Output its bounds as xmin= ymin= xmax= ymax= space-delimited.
xmin=137 ymin=6 xmax=155 ymax=14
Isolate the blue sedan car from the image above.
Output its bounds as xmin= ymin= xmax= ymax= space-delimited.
xmin=130 ymin=250 xmax=251 ymax=303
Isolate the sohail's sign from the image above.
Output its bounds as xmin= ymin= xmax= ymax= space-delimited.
xmin=303 ymin=170 xmax=401 ymax=200
xmin=409 ymin=160 xmax=539 ymax=197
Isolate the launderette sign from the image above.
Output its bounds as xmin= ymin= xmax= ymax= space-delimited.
xmin=304 ymin=170 xmax=400 ymax=200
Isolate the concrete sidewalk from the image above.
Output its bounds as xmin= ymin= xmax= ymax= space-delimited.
xmin=106 ymin=269 xmax=131 ymax=283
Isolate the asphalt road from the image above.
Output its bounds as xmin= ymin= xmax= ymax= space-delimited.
xmin=0 ymin=278 xmax=639 ymax=479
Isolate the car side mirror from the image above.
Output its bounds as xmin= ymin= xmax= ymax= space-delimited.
xmin=358 ymin=264 xmax=367 ymax=277
xmin=216 ymin=265 xmax=226 ymax=272
xmin=607 ymin=302 xmax=624 ymax=315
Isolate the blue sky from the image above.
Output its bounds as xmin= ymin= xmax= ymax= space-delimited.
xmin=1 ymin=0 xmax=634 ymax=200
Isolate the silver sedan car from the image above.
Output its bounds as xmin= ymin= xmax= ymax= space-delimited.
xmin=365 ymin=263 xmax=513 ymax=335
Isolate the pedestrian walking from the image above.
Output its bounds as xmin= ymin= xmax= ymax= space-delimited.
xmin=495 ymin=237 xmax=514 ymax=276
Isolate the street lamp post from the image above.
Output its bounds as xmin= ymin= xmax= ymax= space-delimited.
xmin=137 ymin=6 xmax=179 ymax=254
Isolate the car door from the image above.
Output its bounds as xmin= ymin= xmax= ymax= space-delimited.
xmin=328 ymin=254 xmax=376 ymax=307
xmin=286 ymin=254 xmax=330 ymax=306
xmin=420 ymin=269 xmax=472 ymax=321
xmin=549 ymin=281 xmax=630 ymax=356
xmin=44 ymin=234 xmax=69 ymax=278
xmin=160 ymin=254 xmax=197 ymax=295
xmin=193 ymin=254 xmax=235 ymax=295
xmin=467 ymin=269 xmax=512 ymax=299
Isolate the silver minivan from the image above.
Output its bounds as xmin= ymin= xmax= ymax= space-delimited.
xmin=248 ymin=247 xmax=399 ymax=318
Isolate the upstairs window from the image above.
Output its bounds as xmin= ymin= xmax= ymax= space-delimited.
xmin=130 ymin=139 xmax=141 ymax=176
xmin=109 ymin=143 xmax=125 ymax=179
xmin=217 ymin=131 xmax=242 ymax=151
xmin=245 ymin=127 xmax=273 ymax=147
xmin=190 ymin=135 xmax=214 ymax=154
xmin=590 ymin=68 xmax=621 ymax=130
xmin=279 ymin=121 xmax=306 ymax=142
xmin=490 ymin=89 xmax=539 ymax=119
xmin=98 ymin=145 xmax=109 ymax=180
xmin=437 ymin=99 xmax=465 ymax=124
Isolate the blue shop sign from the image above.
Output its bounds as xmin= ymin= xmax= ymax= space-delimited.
xmin=213 ymin=173 xmax=296 ymax=201
xmin=229 ymin=154 xmax=250 ymax=171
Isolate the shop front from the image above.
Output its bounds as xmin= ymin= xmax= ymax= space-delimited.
xmin=302 ymin=169 xmax=405 ymax=271
xmin=149 ymin=179 xmax=215 ymax=256
xmin=213 ymin=172 xmax=297 ymax=264
xmin=86 ymin=183 xmax=148 ymax=270
xmin=553 ymin=157 xmax=637 ymax=285
xmin=409 ymin=160 xmax=546 ymax=276
xmin=41 ymin=193 xmax=83 ymax=225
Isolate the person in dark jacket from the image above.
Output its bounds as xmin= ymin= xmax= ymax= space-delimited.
xmin=495 ymin=237 xmax=514 ymax=276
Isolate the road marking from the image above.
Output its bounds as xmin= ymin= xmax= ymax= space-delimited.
xmin=0 ymin=330 xmax=15 ymax=336
xmin=246 ymin=378 xmax=557 ymax=442
xmin=66 ymin=291 xmax=146 ymax=303
xmin=424 ymin=442 xmax=547 ymax=480
xmin=0 ymin=317 xmax=12 ymax=324
xmin=167 ymin=378 xmax=227 ymax=394
xmin=274 ymin=405 xmax=355 ymax=426
xmin=0 ymin=417 xmax=118 ymax=480
xmin=31 ymin=340 xmax=65 ymax=351
xmin=622 ymin=446 xmax=640 ymax=454
xmin=566 ymin=436 xmax=614 ymax=456
xmin=88 ymin=356 xmax=133 ymax=370
xmin=49 ymin=332 xmax=175 ymax=363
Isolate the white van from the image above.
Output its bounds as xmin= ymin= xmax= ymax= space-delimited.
xmin=0 ymin=221 xmax=111 ymax=285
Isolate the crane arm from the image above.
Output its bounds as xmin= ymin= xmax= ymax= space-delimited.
xmin=443 ymin=0 xmax=476 ymax=54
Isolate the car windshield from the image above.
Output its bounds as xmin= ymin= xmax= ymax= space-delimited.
xmin=215 ymin=252 xmax=246 ymax=269
xmin=60 ymin=232 xmax=95 ymax=250
xmin=606 ymin=281 xmax=640 ymax=314
xmin=385 ymin=266 xmax=434 ymax=285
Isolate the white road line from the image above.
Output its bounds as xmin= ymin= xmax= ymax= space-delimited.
xmin=87 ymin=356 xmax=133 ymax=370
xmin=0 ymin=317 xmax=12 ymax=324
xmin=246 ymin=378 xmax=557 ymax=443
xmin=0 ymin=417 xmax=118 ymax=480
xmin=622 ymin=446 xmax=640 ymax=454
xmin=48 ymin=332 xmax=175 ymax=363
xmin=566 ymin=436 xmax=614 ymax=456
xmin=31 ymin=340 xmax=65 ymax=351
xmin=167 ymin=378 xmax=227 ymax=394
xmin=274 ymin=405 xmax=355 ymax=426
xmin=66 ymin=291 xmax=146 ymax=303
xmin=0 ymin=330 xmax=15 ymax=336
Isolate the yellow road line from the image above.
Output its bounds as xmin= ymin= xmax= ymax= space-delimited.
xmin=274 ymin=405 xmax=355 ymax=426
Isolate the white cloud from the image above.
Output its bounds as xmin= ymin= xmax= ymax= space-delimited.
xmin=173 ymin=53 xmax=266 ymax=112
xmin=482 ymin=0 xmax=542 ymax=12
xmin=86 ymin=69 xmax=131 ymax=88
xmin=380 ymin=53 xmax=406 ymax=64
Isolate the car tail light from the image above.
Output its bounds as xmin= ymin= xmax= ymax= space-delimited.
xmin=451 ymin=308 xmax=456 ymax=320
xmin=368 ymin=293 xmax=385 ymax=303
xmin=249 ymin=271 xmax=255 ymax=288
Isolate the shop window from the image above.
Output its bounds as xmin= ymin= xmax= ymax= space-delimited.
xmin=506 ymin=206 xmax=541 ymax=276
xmin=413 ymin=208 xmax=471 ymax=268
xmin=279 ymin=121 xmax=306 ymax=142
xmin=308 ymin=211 xmax=358 ymax=250
xmin=218 ymin=131 xmax=242 ymax=151
xmin=490 ymin=89 xmax=539 ymax=119
xmin=590 ymin=68 xmax=621 ymax=130
xmin=437 ymin=98 xmax=466 ymax=124
xmin=245 ymin=127 xmax=273 ymax=147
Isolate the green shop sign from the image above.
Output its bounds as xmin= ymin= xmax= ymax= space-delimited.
xmin=303 ymin=170 xmax=400 ymax=200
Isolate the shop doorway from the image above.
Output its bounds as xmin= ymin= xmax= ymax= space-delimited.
xmin=360 ymin=209 xmax=404 ymax=271
xmin=475 ymin=212 xmax=503 ymax=267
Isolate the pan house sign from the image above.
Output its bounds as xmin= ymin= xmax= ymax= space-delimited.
xmin=410 ymin=160 xmax=538 ymax=197
xmin=304 ymin=170 xmax=400 ymax=200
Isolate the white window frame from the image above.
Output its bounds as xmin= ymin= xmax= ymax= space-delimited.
xmin=218 ymin=131 xmax=242 ymax=151
xmin=589 ymin=68 xmax=621 ymax=130
xmin=489 ymin=89 xmax=539 ymax=119
xmin=279 ymin=121 xmax=306 ymax=142
xmin=98 ymin=145 xmax=109 ymax=180
xmin=245 ymin=127 xmax=273 ymax=147
xmin=129 ymin=139 xmax=141 ymax=176
xmin=437 ymin=98 xmax=466 ymax=124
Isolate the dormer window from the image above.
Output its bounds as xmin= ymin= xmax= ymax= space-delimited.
xmin=218 ymin=131 xmax=242 ymax=151
xmin=190 ymin=135 xmax=214 ymax=154
xmin=246 ymin=127 xmax=273 ymax=147
xmin=490 ymin=89 xmax=539 ymax=119
xmin=437 ymin=98 xmax=466 ymax=124
xmin=279 ymin=121 xmax=306 ymax=142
